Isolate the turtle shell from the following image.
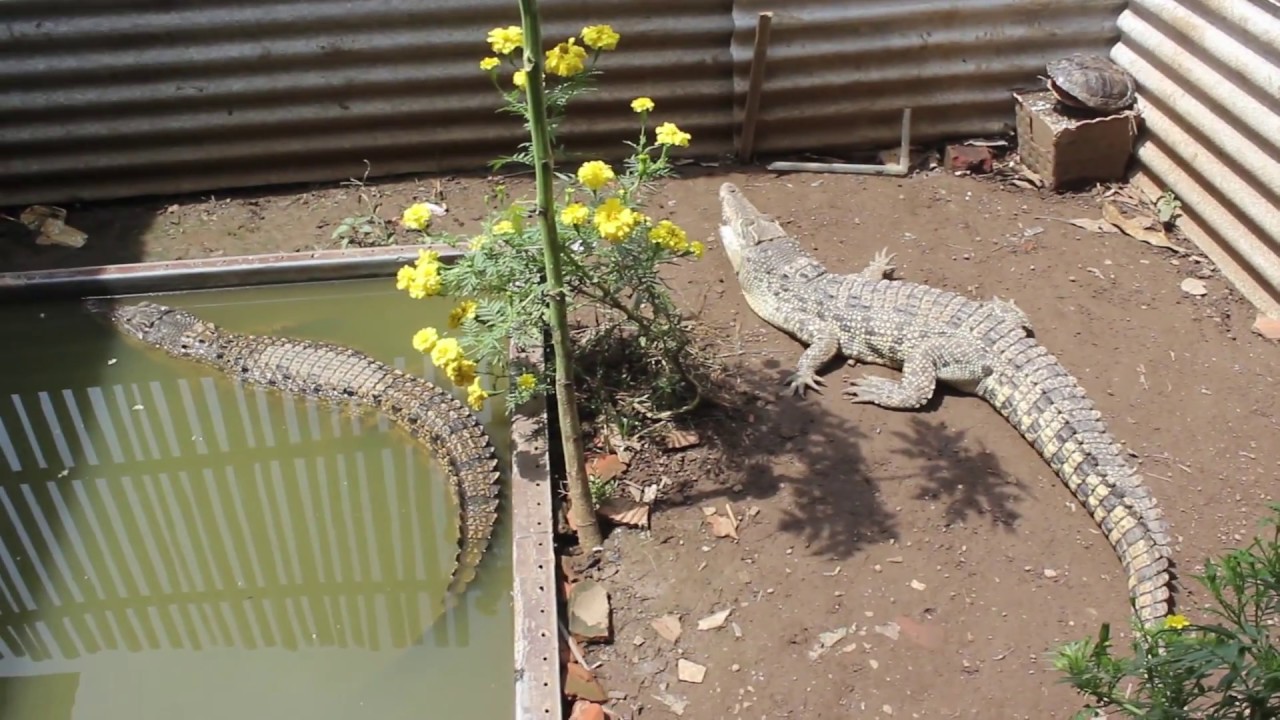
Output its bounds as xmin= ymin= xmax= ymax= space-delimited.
xmin=1045 ymin=53 xmax=1136 ymax=114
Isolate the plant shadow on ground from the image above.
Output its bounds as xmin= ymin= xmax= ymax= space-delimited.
xmin=601 ymin=328 xmax=1030 ymax=563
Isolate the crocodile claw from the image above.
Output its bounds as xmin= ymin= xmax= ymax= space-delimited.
xmin=784 ymin=371 xmax=824 ymax=397
xmin=841 ymin=375 xmax=901 ymax=405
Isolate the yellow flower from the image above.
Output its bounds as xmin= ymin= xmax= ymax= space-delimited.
xmin=593 ymin=197 xmax=641 ymax=243
xmin=512 ymin=69 xmax=527 ymax=89
xmin=492 ymin=219 xmax=516 ymax=235
xmin=576 ymin=160 xmax=615 ymax=191
xmin=396 ymin=253 xmax=443 ymax=299
xmin=395 ymin=264 xmax=415 ymax=290
xmin=580 ymin=25 xmax=620 ymax=52
xmin=655 ymin=121 xmax=692 ymax=147
xmin=545 ymin=38 xmax=587 ymax=78
xmin=487 ymin=25 xmax=523 ymax=55
xmin=415 ymin=248 xmax=441 ymax=271
xmin=560 ymin=202 xmax=590 ymax=226
xmin=471 ymin=234 xmax=489 ymax=250
xmin=449 ymin=299 xmax=478 ymax=329
xmin=516 ymin=372 xmax=537 ymax=391
xmin=401 ymin=202 xmax=434 ymax=231
xmin=446 ymin=358 xmax=478 ymax=387
xmin=630 ymin=96 xmax=655 ymax=113
xmin=430 ymin=337 xmax=464 ymax=369
xmin=689 ymin=240 xmax=705 ymax=259
xmin=480 ymin=56 xmax=500 ymax=71
xmin=647 ymin=219 xmax=689 ymax=253
xmin=466 ymin=377 xmax=490 ymax=411
xmin=1163 ymin=614 xmax=1190 ymax=630
xmin=411 ymin=327 xmax=440 ymax=354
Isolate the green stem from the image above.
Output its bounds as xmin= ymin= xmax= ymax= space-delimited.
xmin=516 ymin=0 xmax=603 ymax=549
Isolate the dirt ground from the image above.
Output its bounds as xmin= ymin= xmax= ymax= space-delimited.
xmin=5 ymin=165 xmax=1278 ymax=719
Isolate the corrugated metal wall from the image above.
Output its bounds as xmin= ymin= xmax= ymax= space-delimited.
xmin=1112 ymin=0 xmax=1280 ymax=316
xmin=729 ymin=0 xmax=1128 ymax=154
xmin=0 ymin=0 xmax=735 ymax=206
xmin=8 ymin=0 xmax=1276 ymax=317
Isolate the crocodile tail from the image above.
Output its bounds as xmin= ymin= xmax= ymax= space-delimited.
xmin=382 ymin=374 xmax=502 ymax=627
xmin=980 ymin=336 xmax=1174 ymax=624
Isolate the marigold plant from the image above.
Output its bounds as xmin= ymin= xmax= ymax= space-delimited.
xmin=393 ymin=22 xmax=705 ymax=419
xmin=1053 ymin=504 xmax=1280 ymax=719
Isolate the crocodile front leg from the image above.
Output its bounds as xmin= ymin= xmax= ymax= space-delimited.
xmin=843 ymin=335 xmax=994 ymax=409
xmin=785 ymin=331 xmax=839 ymax=396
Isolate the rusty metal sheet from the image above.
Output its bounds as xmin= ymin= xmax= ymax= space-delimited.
xmin=1112 ymin=0 xmax=1280 ymax=316
xmin=0 ymin=0 xmax=734 ymax=206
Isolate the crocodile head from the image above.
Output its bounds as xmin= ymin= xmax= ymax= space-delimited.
xmin=718 ymin=182 xmax=795 ymax=275
xmin=94 ymin=300 xmax=222 ymax=360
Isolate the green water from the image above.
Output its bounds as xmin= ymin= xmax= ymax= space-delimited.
xmin=0 ymin=279 xmax=514 ymax=720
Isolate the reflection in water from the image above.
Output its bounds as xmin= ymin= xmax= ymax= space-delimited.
xmin=0 ymin=282 xmax=513 ymax=720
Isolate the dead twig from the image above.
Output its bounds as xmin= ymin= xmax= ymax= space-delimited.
xmin=559 ymin=619 xmax=599 ymax=670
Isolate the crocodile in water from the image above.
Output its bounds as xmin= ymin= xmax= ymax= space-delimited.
xmin=717 ymin=182 xmax=1173 ymax=624
xmin=92 ymin=300 xmax=502 ymax=628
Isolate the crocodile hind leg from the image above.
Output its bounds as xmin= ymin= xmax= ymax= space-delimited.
xmin=859 ymin=248 xmax=897 ymax=281
xmin=843 ymin=335 xmax=994 ymax=409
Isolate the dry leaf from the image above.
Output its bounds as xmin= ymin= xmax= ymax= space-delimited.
xmin=651 ymin=614 xmax=682 ymax=643
xmin=1018 ymin=167 xmax=1045 ymax=187
xmin=586 ymin=454 xmax=626 ymax=481
xmin=601 ymin=424 xmax=635 ymax=464
xmin=651 ymin=691 xmax=688 ymax=716
xmin=808 ymin=626 xmax=850 ymax=660
xmin=597 ymin=497 xmax=650 ymax=528
xmin=1180 ymin=278 xmax=1208 ymax=296
xmin=1065 ymin=217 xmax=1118 ymax=234
xmin=1102 ymin=201 xmax=1185 ymax=252
xmin=663 ymin=428 xmax=701 ymax=450
xmin=1252 ymin=314 xmax=1280 ymax=340
xmin=677 ymin=659 xmax=707 ymax=683
xmin=697 ymin=608 xmax=732 ymax=631
xmin=707 ymin=514 xmax=739 ymax=540
xmin=18 ymin=205 xmax=88 ymax=248
xmin=873 ymin=622 xmax=901 ymax=641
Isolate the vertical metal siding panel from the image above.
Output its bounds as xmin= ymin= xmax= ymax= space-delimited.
xmin=730 ymin=0 xmax=1129 ymax=154
xmin=1113 ymin=0 xmax=1280 ymax=315
xmin=0 ymin=0 xmax=734 ymax=206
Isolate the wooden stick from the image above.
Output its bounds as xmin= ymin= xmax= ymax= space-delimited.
xmin=737 ymin=11 xmax=774 ymax=162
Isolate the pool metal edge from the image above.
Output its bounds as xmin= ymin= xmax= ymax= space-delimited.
xmin=0 ymin=244 xmax=458 ymax=300
xmin=509 ymin=340 xmax=563 ymax=720
xmin=1 ymin=244 xmax=564 ymax=720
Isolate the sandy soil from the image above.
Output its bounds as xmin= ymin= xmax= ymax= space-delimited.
xmin=5 ymin=165 xmax=1277 ymax=719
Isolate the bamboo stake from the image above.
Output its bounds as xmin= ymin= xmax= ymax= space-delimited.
xmin=515 ymin=0 xmax=602 ymax=549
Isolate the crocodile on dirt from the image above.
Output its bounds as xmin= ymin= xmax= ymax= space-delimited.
xmin=91 ymin=299 xmax=502 ymax=629
xmin=717 ymin=182 xmax=1174 ymax=624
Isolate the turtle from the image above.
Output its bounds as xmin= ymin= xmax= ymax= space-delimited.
xmin=1044 ymin=53 xmax=1137 ymax=115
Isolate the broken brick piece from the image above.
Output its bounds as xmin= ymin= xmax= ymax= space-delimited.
xmin=945 ymin=145 xmax=994 ymax=174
